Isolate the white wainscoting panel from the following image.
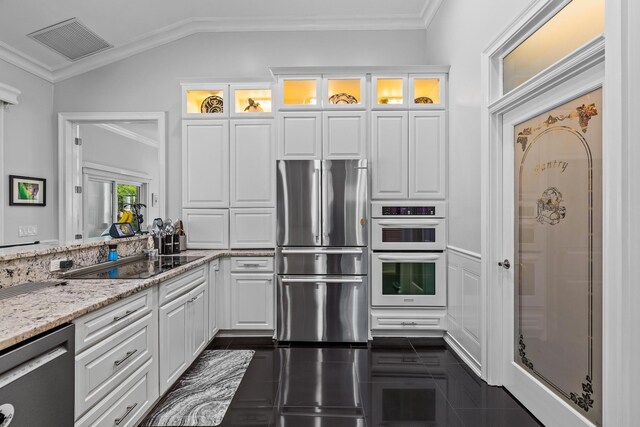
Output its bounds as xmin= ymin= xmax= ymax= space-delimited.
xmin=446 ymin=247 xmax=481 ymax=376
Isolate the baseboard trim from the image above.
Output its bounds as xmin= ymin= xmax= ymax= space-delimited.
xmin=444 ymin=332 xmax=482 ymax=377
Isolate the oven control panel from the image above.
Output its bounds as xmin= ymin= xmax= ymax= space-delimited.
xmin=372 ymin=201 xmax=446 ymax=219
xmin=382 ymin=206 xmax=436 ymax=216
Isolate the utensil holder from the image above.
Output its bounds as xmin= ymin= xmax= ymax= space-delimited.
xmin=153 ymin=236 xmax=163 ymax=254
xmin=164 ymin=234 xmax=174 ymax=254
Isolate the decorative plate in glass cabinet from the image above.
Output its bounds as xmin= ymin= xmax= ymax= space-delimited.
xmin=182 ymin=84 xmax=229 ymax=118
xmin=409 ymin=75 xmax=446 ymax=109
xmin=323 ymin=76 xmax=366 ymax=109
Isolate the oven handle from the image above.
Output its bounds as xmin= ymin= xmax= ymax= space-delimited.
xmin=377 ymin=255 xmax=441 ymax=261
xmin=280 ymin=248 xmax=364 ymax=255
xmin=280 ymin=277 xmax=364 ymax=283
xmin=376 ymin=221 xmax=441 ymax=227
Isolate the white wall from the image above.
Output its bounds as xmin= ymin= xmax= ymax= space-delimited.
xmin=0 ymin=59 xmax=56 ymax=244
xmin=53 ymin=30 xmax=428 ymax=219
xmin=425 ymin=0 xmax=531 ymax=254
xmin=425 ymin=0 xmax=531 ymax=373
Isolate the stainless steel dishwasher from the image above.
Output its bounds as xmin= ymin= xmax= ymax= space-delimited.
xmin=0 ymin=324 xmax=74 ymax=427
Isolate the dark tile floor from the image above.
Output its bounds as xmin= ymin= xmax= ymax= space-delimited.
xmin=154 ymin=337 xmax=544 ymax=427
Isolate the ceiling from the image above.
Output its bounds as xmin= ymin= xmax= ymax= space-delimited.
xmin=0 ymin=0 xmax=442 ymax=83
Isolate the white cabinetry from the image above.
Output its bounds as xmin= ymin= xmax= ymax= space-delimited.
xmin=409 ymin=111 xmax=446 ymax=199
xmin=230 ymin=208 xmax=275 ymax=248
xmin=322 ymin=111 xmax=366 ymax=159
xmin=73 ymin=288 xmax=158 ymax=427
xmin=208 ymin=259 xmax=220 ymax=340
xmin=182 ymin=121 xmax=229 ymax=208
xmin=229 ymin=257 xmax=274 ymax=331
xmin=371 ymin=111 xmax=408 ymax=199
xmin=371 ymin=111 xmax=446 ymax=200
xmin=230 ymin=119 xmax=275 ymax=207
xmin=183 ymin=209 xmax=229 ymax=249
xmin=158 ymin=267 xmax=208 ymax=394
xmin=277 ymin=112 xmax=322 ymax=159
xmin=231 ymin=274 xmax=274 ymax=330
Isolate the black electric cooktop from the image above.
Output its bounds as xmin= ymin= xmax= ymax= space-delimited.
xmin=66 ymin=255 xmax=204 ymax=280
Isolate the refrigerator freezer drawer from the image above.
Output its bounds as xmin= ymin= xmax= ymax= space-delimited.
xmin=276 ymin=247 xmax=367 ymax=275
xmin=277 ymin=275 xmax=368 ymax=342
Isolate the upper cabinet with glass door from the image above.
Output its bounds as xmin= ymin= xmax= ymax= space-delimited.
xmin=371 ymin=75 xmax=408 ymax=109
xmin=278 ymin=76 xmax=322 ymax=110
xmin=409 ymin=74 xmax=446 ymax=109
xmin=323 ymin=76 xmax=366 ymax=109
xmin=230 ymin=84 xmax=273 ymax=118
xmin=372 ymin=74 xmax=446 ymax=109
xmin=182 ymin=84 xmax=229 ymax=118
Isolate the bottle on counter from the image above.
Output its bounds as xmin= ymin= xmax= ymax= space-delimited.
xmin=108 ymin=244 xmax=119 ymax=262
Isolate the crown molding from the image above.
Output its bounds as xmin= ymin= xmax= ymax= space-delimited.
xmin=0 ymin=82 xmax=21 ymax=104
xmin=1 ymin=4 xmax=441 ymax=84
xmin=421 ymin=0 xmax=444 ymax=28
xmin=52 ymin=14 xmax=429 ymax=82
xmin=0 ymin=41 xmax=54 ymax=82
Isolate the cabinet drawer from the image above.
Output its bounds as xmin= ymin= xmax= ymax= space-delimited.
xmin=231 ymin=257 xmax=274 ymax=272
xmin=75 ymin=359 xmax=156 ymax=427
xmin=371 ymin=312 xmax=446 ymax=330
xmin=74 ymin=289 xmax=153 ymax=353
xmin=75 ymin=313 xmax=155 ymax=418
xmin=158 ymin=266 xmax=207 ymax=306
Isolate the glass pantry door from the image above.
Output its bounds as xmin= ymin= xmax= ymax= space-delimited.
xmin=505 ymin=88 xmax=602 ymax=426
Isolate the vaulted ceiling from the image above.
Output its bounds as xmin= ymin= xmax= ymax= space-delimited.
xmin=0 ymin=0 xmax=442 ymax=82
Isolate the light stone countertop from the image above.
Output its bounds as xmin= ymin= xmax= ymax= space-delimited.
xmin=0 ymin=249 xmax=274 ymax=352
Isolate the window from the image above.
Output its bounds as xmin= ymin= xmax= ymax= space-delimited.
xmin=83 ymin=172 xmax=147 ymax=238
xmin=503 ymin=0 xmax=604 ymax=94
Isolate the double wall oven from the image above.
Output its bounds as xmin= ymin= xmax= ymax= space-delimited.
xmin=371 ymin=201 xmax=447 ymax=307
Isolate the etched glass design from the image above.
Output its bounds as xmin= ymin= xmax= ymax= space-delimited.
xmin=514 ymin=89 xmax=602 ymax=425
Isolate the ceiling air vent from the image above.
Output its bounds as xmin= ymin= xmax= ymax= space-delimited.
xmin=27 ymin=18 xmax=112 ymax=61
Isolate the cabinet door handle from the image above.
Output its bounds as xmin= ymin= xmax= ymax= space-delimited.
xmin=113 ymin=309 xmax=138 ymax=322
xmin=114 ymin=349 xmax=137 ymax=366
xmin=401 ymin=322 xmax=417 ymax=326
xmin=114 ymin=402 xmax=138 ymax=425
xmin=240 ymin=263 xmax=262 ymax=267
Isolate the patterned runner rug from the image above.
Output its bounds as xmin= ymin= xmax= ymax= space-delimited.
xmin=141 ymin=350 xmax=254 ymax=426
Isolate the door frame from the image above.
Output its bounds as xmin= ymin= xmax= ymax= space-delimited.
xmin=480 ymin=0 xmax=627 ymax=425
xmin=57 ymin=112 xmax=166 ymax=242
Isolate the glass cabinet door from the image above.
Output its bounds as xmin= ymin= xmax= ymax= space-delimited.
xmin=182 ymin=84 xmax=229 ymax=118
xmin=409 ymin=75 xmax=445 ymax=109
xmin=231 ymin=85 xmax=273 ymax=117
xmin=324 ymin=77 xmax=366 ymax=108
xmin=281 ymin=77 xmax=321 ymax=108
xmin=372 ymin=76 xmax=408 ymax=109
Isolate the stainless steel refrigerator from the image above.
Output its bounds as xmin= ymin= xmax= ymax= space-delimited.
xmin=276 ymin=159 xmax=368 ymax=342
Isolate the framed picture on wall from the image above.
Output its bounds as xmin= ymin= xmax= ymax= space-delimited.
xmin=9 ymin=175 xmax=46 ymax=206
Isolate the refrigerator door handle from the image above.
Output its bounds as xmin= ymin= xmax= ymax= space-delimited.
xmin=314 ymin=165 xmax=321 ymax=244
